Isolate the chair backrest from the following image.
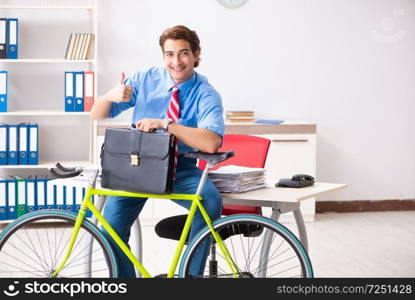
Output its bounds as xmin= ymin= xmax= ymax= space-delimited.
xmin=198 ymin=134 xmax=271 ymax=215
xmin=198 ymin=134 xmax=270 ymax=170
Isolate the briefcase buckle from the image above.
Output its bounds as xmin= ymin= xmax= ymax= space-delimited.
xmin=131 ymin=152 xmax=140 ymax=166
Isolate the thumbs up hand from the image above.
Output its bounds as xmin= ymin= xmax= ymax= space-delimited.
xmin=104 ymin=72 xmax=133 ymax=103
xmin=119 ymin=72 xmax=126 ymax=84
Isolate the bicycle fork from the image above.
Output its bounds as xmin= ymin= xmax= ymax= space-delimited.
xmin=51 ymin=189 xmax=92 ymax=278
xmin=190 ymin=163 xmax=241 ymax=278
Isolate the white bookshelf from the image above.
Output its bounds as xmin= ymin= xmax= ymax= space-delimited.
xmin=0 ymin=0 xmax=98 ymax=169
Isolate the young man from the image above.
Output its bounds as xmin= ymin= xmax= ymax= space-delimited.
xmin=90 ymin=25 xmax=225 ymax=277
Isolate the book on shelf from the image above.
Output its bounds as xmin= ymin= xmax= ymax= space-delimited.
xmin=65 ymin=71 xmax=95 ymax=112
xmin=65 ymin=33 xmax=95 ymax=60
xmin=225 ymin=110 xmax=254 ymax=117
xmin=0 ymin=18 xmax=19 ymax=59
xmin=73 ymin=33 xmax=84 ymax=60
xmin=0 ymin=71 xmax=7 ymax=112
xmin=0 ymin=18 xmax=6 ymax=59
xmin=69 ymin=33 xmax=78 ymax=59
xmin=226 ymin=116 xmax=255 ymax=120
xmin=82 ymin=33 xmax=92 ymax=60
xmin=85 ymin=34 xmax=95 ymax=60
xmin=65 ymin=33 xmax=76 ymax=60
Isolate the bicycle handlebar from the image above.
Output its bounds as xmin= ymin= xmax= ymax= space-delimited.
xmin=56 ymin=162 xmax=78 ymax=173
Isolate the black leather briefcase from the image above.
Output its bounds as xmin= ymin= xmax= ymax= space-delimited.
xmin=101 ymin=127 xmax=176 ymax=194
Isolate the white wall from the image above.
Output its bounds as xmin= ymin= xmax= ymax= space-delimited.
xmin=3 ymin=0 xmax=413 ymax=202
xmin=97 ymin=0 xmax=415 ymax=201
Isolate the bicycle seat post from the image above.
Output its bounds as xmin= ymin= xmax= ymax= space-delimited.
xmin=195 ymin=162 xmax=214 ymax=197
xmin=90 ymin=169 xmax=100 ymax=188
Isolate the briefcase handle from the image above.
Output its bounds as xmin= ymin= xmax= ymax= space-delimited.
xmin=129 ymin=123 xmax=156 ymax=132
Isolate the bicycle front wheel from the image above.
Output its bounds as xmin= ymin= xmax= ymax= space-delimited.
xmin=179 ymin=214 xmax=313 ymax=278
xmin=0 ymin=210 xmax=118 ymax=278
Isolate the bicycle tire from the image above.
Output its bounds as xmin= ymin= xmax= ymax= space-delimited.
xmin=0 ymin=210 xmax=118 ymax=278
xmin=179 ymin=214 xmax=313 ymax=278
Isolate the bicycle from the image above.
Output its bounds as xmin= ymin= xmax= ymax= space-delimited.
xmin=0 ymin=151 xmax=313 ymax=278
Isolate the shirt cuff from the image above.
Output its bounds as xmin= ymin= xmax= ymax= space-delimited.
xmin=203 ymin=125 xmax=224 ymax=146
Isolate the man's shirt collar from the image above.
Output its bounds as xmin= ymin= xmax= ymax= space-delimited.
xmin=165 ymin=69 xmax=198 ymax=97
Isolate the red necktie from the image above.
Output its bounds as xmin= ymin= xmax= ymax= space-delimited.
xmin=166 ymin=86 xmax=180 ymax=178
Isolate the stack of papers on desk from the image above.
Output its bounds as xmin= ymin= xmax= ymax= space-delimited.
xmin=208 ymin=165 xmax=266 ymax=193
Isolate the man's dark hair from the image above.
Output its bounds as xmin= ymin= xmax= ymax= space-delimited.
xmin=159 ymin=25 xmax=201 ymax=67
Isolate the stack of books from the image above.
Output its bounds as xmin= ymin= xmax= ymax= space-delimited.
xmin=65 ymin=33 xmax=95 ymax=60
xmin=208 ymin=165 xmax=266 ymax=193
xmin=225 ymin=111 xmax=255 ymax=123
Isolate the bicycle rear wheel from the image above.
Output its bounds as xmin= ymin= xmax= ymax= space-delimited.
xmin=179 ymin=214 xmax=313 ymax=278
xmin=0 ymin=210 xmax=118 ymax=278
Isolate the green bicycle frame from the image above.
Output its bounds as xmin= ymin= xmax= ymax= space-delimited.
xmin=52 ymin=185 xmax=239 ymax=278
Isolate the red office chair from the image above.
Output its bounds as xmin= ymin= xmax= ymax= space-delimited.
xmin=198 ymin=134 xmax=271 ymax=215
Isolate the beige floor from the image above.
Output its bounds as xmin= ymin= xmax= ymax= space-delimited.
xmin=135 ymin=211 xmax=415 ymax=277
xmin=304 ymin=211 xmax=415 ymax=277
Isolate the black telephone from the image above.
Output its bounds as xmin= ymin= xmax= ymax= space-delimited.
xmin=275 ymin=174 xmax=315 ymax=188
